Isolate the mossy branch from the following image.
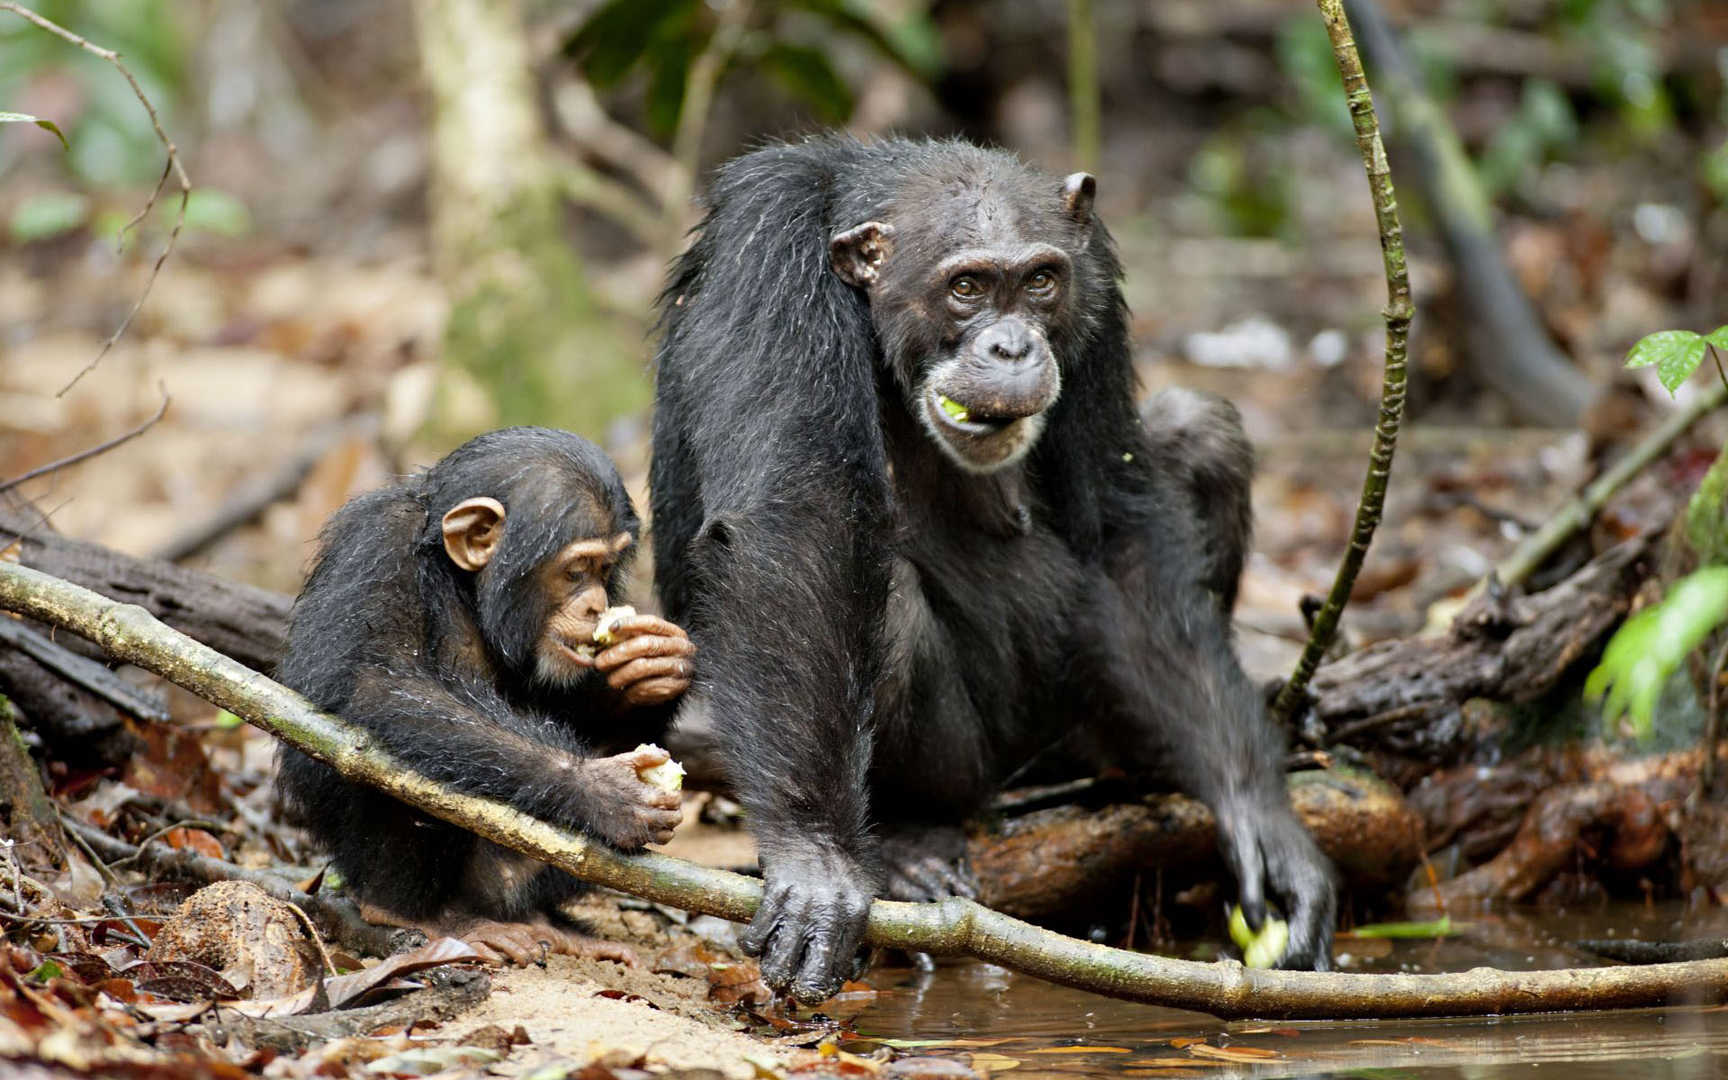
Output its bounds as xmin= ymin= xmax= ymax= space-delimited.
xmin=6 ymin=561 xmax=1728 ymax=1019
xmin=1273 ymin=0 xmax=1413 ymax=723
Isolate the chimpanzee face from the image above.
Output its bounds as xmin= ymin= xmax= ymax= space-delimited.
xmin=830 ymin=170 xmax=1096 ymax=473
xmin=440 ymin=496 xmax=633 ymax=688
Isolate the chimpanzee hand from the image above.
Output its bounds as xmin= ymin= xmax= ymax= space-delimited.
xmin=575 ymin=746 xmax=684 ymax=850
xmin=880 ymin=825 xmax=978 ymax=902
xmin=740 ymin=839 xmax=882 ymax=1004
xmin=594 ymin=614 xmax=696 ymax=707
xmin=1215 ymin=797 xmax=1336 ymax=971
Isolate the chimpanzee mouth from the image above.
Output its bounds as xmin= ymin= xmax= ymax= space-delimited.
xmin=553 ymin=637 xmax=599 ymax=666
xmin=926 ymin=389 xmax=1020 ymax=437
xmin=921 ymin=386 xmax=1051 ymax=473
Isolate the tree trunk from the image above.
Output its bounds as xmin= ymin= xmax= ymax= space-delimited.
xmin=413 ymin=0 xmax=646 ymax=441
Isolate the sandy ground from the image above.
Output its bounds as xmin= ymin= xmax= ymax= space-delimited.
xmin=460 ymin=954 xmax=778 ymax=1077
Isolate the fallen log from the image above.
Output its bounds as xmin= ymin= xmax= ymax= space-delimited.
xmin=972 ymin=769 xmax=1422 ymax=921
xmin=1308 ymin=532 xmax=1655 ymax=774
xmin=0 ymin=503 xmax=290 ymax=674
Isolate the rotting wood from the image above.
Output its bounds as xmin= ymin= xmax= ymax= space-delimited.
xmin=972 ymin=770 xmax=1422 ymax=922
xmin=1310 ymin=532 xmax=1656 ymax=762
xmin=1 ymin=503 xmax=290 ymax=673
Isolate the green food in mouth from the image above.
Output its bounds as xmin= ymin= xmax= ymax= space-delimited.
xmin=937 ymin=395 xmax=970 ymax=422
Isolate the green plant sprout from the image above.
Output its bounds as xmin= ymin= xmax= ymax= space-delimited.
xmin=1587 ymin=567 xmax=1728 ymax=739
xmin=1584 ymin=326 xmax=1728 ymax=740
xmin=1625 ymin=326 xmax=1728 ymax=396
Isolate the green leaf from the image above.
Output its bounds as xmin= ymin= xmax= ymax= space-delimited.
xmin=643 ymin=34 xmax=696 ymax=138
xmin=0 ymin=111 xmax=68 ymax=150
xmin=779 ymin=0 xmax=941 ymax=78
xmin=1522 ymin=79 xmax=1577 ymax=144
xmin=1706 ymin=326 xmax=1728 ymax=352
xmin=9 ymin=191 xmax=90 ymax=244
xmin=1625 ymin=329 xmax=1706 ymax=394
xmin=760 ymin=43 xmax=853 ymax=124
xmin=1588 ymin=567 xmax=1728 ymax=738
xmin=1349 ymin=916 xmax=1460 ymax=939
xmin=566 ymin=0 xmax=696 ymax=88
xmin=25 ymin=959 xmax=63 ymax=983
xmin=1702 ymin=140 xmax=1728 ymax=203
xmin=181 ymin=188 xmax=251 ymax=237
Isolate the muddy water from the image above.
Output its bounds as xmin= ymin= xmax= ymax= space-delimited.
xmin=846 ymin=904 xmax=1728 ymax=1078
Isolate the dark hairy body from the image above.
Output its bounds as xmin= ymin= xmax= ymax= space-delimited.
xmin=651 ymin=136 xmax=1335 ymax=1002
xmin=276 ymin=427 xmax=694 ymax=964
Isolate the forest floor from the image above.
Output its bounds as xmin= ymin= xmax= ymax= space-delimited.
xmin=3 ymin=60 xmax=1725 ymax=1076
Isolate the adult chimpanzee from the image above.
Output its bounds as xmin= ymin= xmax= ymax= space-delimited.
xmin=650 ymin=136 xmax=1335 ymax=1001
xmin=275 ymin=427 xmax=696 ymax=965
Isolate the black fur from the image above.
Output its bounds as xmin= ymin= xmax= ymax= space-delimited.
xmin=651 ymin=136 xmax=1334 ymax=1000
xmin=275 ymin=427 xmax=669 ymax=923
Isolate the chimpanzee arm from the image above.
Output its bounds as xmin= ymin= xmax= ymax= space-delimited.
xmin=1079 ymin=523 xmax=1336 ymax=971
xmin=652 ymin=141 xmax=895 ymax=1002
xmin=342 ymin=667 xmax=682 ymax=851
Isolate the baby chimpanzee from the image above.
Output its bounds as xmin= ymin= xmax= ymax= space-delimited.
xmin=275 ymin=427 xmax=695 ymax=964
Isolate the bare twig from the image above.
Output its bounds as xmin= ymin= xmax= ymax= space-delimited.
xmin=662 ymin=0 xmax=752 ymax=241
xmin=109 ymin=819 xmax=231 ymax=869
xmin=150 ymin=414 xmax=378 ymax=563
xmin=1490 ymin=377 xmax=1728 ymax=590
xmin=9 ymin=561 xmax=1728 ymax=1020
xmin=1273 ymin=0 xmax=1413 ymax=722
xmin=548 ymin=75 xmax=682 ymax=208
xmin=0 ymin=384 xmax=170 ymax=494
xmin=0 ymin=2 xmax=191 ymax=397
xmin=61 ymin=816 xmax=419 ymax=959
xmin=1067 ymin=0 xmax=1100 ymax=173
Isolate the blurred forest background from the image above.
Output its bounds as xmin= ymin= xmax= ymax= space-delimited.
xmin=1 ymin=0 xmax=1725 ymax=677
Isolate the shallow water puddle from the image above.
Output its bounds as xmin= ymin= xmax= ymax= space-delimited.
xmin=844 ymin=903 xmax=1728 ymax=1078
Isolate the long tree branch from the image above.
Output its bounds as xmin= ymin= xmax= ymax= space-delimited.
xmin=1274 ymin=0 xmax=1413 ymax=722
xmin=4 ymin=561 xmax=1728 ymax=1020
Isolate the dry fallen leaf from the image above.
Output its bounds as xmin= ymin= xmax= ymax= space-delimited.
xmin=1187 ymin=1043 xmax=1282 ymax=1063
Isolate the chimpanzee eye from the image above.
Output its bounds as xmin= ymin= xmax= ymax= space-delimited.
xmin=1026 ymin=269 xmax=1057 ymax=294
xmin=949 ymin=275 xmax=982 ymax=300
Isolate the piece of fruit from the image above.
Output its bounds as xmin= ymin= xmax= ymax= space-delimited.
xmin=1228 ymin=904 xmax=1289 ymax=969
xmin=937 ymin=395 xmax=970 ymax=422
xmin=592 ymin=605 xmax=638 ymax=646
xmin=633 ymin=742 xmax=686 ymax=793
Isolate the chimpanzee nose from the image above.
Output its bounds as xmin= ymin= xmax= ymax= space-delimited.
xmin=575 ymin=584 xmax=608 ymax=620
xmin=982 ymin=321 xmax=1034 ymax=362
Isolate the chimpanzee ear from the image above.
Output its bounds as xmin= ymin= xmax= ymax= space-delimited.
xmin=830 ymin=221 xmax=896 ymax=289
xmin=441 ymin=497 xmax=507 ymax=572
xmin=1061 ymin=172 xmax=1096 ymax=224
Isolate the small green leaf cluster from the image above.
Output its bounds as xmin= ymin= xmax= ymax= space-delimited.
xmin=1586 ymin=568 xmax=1728 ymax=739
xmin=1624 ymin=327 xmax=1728 ymax=396
xmin=0 ymin=110 xmax=68 ymax=149
xmin=0 ymin=0 xmax=187 ymax=187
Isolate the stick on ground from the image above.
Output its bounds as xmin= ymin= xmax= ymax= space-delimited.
xmin=4 ymin=559 xmax=1728 ymax=1020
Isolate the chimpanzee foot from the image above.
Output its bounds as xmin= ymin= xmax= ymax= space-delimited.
xmin=460 ymin=918 xmax=639 ymax=967
xmin=880 ymin=825 xmax=978 ymax=902
xmin=355 ymin=903 xmax=636 ymax=967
